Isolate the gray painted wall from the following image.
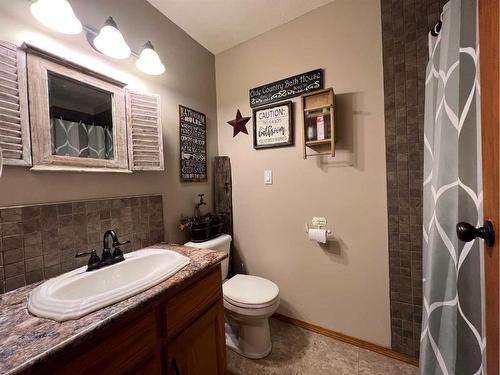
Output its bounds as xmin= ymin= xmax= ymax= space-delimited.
xmin=0 ymin=0 xmax=218 ymax=245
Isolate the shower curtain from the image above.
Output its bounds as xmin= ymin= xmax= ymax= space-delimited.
xmin=420 ymin=0 xmax=485 ymax=374
xmin=52 ymin=118 xmax=113 ymax=160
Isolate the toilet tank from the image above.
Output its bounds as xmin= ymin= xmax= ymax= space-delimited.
xmin=184 ymin=234 xmax=232 ymax=280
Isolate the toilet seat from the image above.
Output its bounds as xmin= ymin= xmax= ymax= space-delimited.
xmin=223 ymin=274 xmax=279 ymax=308
xmin=223 ymin=296 xmax=280 ymax=319
xmin=224 ymin=294 xmax=280 ymax=310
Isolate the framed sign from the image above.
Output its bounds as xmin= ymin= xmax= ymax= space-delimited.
xmin=179 ymin=105 xmax=207 ymax=182
xmin=249 ymin=69 xmax=323 ymax=108
xmin=253 ymin=101 xmax=293 ymax=149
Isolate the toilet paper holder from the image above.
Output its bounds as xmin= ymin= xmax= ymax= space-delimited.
xmin=305 ymin=218 xmax=332 ymax=244
xmin=305 ymin=217 xmax=331 ymax=233
xmin=304 ymin=223 xmax=332 ymax=235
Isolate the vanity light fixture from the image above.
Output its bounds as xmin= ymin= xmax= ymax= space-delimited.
xmin=92 ymin=16 xmax=131 ymax=59
xmin=136 ymin=41 xmax=166 ymax=76
xmin=29 ymin=2 xmax=165 ymax=75
xmin=30 ymin=0 xmax=82 ymax=35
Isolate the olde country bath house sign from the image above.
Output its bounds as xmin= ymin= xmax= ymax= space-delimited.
xmin=249 ymin=69 xmax=323 ymax=108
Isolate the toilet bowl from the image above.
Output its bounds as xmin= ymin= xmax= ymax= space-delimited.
xmin=223 ymin=274 xmax=280 ymax=358
xmin=184 ymin=234 xmax=280 ymax=359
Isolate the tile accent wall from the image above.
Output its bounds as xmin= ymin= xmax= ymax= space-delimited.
xmin=380 ymin=0 xmax=448 ymax=358
xmin=0 ymin=195 xmax=164 ymax=293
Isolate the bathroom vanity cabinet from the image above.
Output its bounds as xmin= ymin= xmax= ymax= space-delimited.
xmin=19 ymin=266 xmax=226 ymax=375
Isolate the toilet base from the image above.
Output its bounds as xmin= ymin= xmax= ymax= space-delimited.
xmin=224 ymin=316 xmax=272 ymax=359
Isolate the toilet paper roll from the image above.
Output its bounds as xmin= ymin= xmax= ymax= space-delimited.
xmin=308 ymin=228 xmax=328 ymax=244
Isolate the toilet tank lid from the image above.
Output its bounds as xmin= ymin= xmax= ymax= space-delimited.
xmin=184 ymin=234 xmax=232 ymax=249
xmin=223 ymin=274 xmax=279 ymax=305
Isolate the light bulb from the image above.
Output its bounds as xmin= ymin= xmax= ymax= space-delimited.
xmin=30 ymin=0 xmax=82 ymax=35
xmin=136 ymin=41 xmax=165 ymax=75
xmin=93 ymin=17 xmax=131 ymax=59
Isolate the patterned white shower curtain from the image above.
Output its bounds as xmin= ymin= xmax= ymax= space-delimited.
xmin=420 ymin=0 xmax=485 ymax=374
xmin=51 ymin=118 xmax=113 ymax=160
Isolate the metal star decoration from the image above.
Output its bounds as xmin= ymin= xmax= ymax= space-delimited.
xmin=227 ymin=109 xmax=251 ymax=137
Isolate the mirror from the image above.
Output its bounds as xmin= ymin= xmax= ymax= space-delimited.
xmin=48 ymin=72 xmax=114 ymax=160
xmin=27 ymin=46 xmax=129 ymax=172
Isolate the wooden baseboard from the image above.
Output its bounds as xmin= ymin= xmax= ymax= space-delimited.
xmin=272 ymin=313 xmax=419 ymax=367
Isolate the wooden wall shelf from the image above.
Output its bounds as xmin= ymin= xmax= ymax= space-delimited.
xmin=301 ymin=88 xmax=336 ymax=159
xmin=304 ymin=104 xmax=332 ymax=112
xmin=305 ymin=139 xmax=331 ymax=147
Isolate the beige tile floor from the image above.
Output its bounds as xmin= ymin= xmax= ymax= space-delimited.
xmin=227 ymin=319 xmax=419 ymax=375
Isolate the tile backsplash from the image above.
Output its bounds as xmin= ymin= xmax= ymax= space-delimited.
xmin=380 ymin=0 xmax=447 ymax=358
xmin=0 ymin=195 xmax=164 ymax=293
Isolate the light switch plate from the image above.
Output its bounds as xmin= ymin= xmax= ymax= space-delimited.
xmin=264 ymin=170 xmax=273 ymax=185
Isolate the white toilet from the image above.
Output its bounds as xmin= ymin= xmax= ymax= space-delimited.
xmin=184 ymin=234 xmax=279 ymax=359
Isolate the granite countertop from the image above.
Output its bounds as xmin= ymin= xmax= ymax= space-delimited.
xmin=0 ymin=244 xmax=226 ymax=375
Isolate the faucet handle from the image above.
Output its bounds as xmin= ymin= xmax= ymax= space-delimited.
xmin=113 ymin=239 xmax=131 ymax=247
xmin=75 ymin=249 xmax=101 ymax=271
xmin=75 ymin=249 xmax=97 ymax=258
xmin=111 ymin=240 xmax=130 ymax=261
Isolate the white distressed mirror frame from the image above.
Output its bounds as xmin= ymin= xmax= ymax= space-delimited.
xmin=26 ymin=46 xmax=129 ymax=173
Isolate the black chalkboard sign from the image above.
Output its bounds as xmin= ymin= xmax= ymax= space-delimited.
xmin=249 ymin=69 xmax=323 ymax=108
xmin=179 ymin=105 xmax=207 ymax=182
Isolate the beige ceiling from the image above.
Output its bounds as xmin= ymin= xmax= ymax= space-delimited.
xmin=146 ymin=0 xmax=334 ymax=55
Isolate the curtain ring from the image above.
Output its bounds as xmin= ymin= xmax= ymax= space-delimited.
xmin=431 ymin=20 xmax=442 ymax=36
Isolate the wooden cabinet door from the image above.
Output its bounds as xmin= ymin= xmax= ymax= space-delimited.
xmin=167 ymin=301 xmax=226 ymax=375
xmin=28 ymin=311 xmax=161 ymax=375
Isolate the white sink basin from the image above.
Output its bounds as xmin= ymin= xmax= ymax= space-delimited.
xmin=28 ymin=248 xmax=190 ymax=321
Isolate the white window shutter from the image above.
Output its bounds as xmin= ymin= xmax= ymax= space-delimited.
xmin=0 ymin=42 xmax=31 ymax=166
xmin=126 ymin=89 xmax=164 ymax=171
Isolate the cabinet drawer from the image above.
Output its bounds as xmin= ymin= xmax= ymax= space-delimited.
xmin=164 ymin=266 xmax=222 ymax=338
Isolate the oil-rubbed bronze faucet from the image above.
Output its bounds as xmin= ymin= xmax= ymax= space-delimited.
xmin=194 ymin=193 xmax=206 ymax=217
xmin=76 ymin=230 xmax=130 ymax=272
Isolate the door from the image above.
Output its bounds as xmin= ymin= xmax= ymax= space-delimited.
xmin=167 ymin=302 xmax=226 ymax=375
xmin=478 ymin=0 xmax=499 ymax=374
